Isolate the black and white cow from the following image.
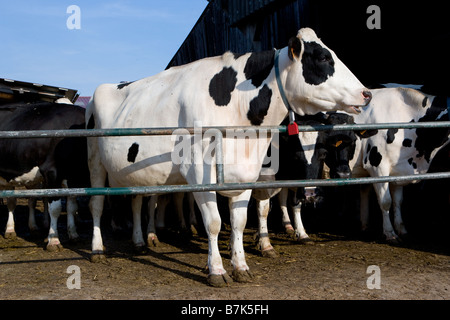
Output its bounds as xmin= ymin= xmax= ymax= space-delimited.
xmin=326 ymin=87 xmax=450 ymax=243
xmin=86 ymin=28 xmax=371 ymax=287
xmin=0 ymin=102 xmax=89 ymax=250
xmin=254 ymin=113 xmax=375 ymax=257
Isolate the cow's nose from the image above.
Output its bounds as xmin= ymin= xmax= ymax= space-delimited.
xmin=337 ymin=171 xmax=351 ymax=179
xmin=362 ymin=90 xmax=372 ymax=105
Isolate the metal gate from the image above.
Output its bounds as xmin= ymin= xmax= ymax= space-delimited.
xmin=0 ymin=120 xmax=449 ymax=199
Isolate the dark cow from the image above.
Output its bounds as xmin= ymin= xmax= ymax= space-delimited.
xmin=326 ymin=87 xmax=450 ymax=243
xmin=253 ymin=113 xmax=375 ymax=257
xmin=87 ymin=28 xmax=371 ymax=287
xmin=0 ymin=102 xmax=89 ymax=250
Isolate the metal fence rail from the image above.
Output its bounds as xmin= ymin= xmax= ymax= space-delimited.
xmin=0 ymin=121 xmax=449 ymax=199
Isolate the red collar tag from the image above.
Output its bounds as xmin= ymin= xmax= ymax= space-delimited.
xmin=287 ymin=122 xmax=299 ymax=135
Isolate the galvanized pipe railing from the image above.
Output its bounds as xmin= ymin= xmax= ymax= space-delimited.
xmin=0 ymin=121 xmax=449 ymax=199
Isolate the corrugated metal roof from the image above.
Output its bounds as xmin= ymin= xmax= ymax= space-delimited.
xmin=0 ymin=78 xmax=78 ymax=105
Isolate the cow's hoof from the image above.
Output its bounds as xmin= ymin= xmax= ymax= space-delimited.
xmin=147 ymin=234 xmax=160 ymax=247
xmin=4 ymin=231 xmax=17 ymax=239
xmin=46 ymin=243 xmax=63 ymax=252
xmin=207 ymin=273 xmax=233 ymax=287
xmin=91 ymin=252 xmax=107 ymax=263
xmin=232 ymin=269 xmax=253 ymax=283
xmin=298 ymin=237 xmax=314 ymax=245
xmin=261 ymin=247 xmax=278 ymax=258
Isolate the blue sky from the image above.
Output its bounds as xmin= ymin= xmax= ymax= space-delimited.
xmin=0 ymin=0 xmax=207 ymax=96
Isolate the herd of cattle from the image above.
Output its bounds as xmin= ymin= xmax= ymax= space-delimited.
xmin=1 ymin=28 xmax=449 ymax=287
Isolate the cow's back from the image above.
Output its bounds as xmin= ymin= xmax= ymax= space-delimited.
xmin=352 ymin=88 xmax=450 ymax=179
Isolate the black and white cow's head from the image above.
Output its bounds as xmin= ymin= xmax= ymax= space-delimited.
xmin=283 ymin=28 xmax=372 ymax=116
xmin=323 ymin=113 xmax=378 ymax=178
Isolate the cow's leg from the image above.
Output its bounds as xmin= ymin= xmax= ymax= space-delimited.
xmin=131 ymin=195 xmax=146 ymax=252
xmin=156 ymin=195 xmax=167 ymax=229
xmin=359 ymin=185 xmax=371 ymax=233
xmin=5 ymin=198 xmax=17 ymax=238
xmin=147 ymin=195 xmax=159 ymax=247
xmin=188 ymin=193 xmax=199 ymax=234
xmin=372 ymin=182 xmax=398 ymax=243
xmin=229 ymin=189 xmax=253 ymax=282
xmin=27 ymin=198 xmax=39 ymax=233
xmin=66 ymin=196 xmax=80 ymax=242
xmin=174 ymin=192 xmax=187 ymax=230
xmin=278 ymin=189 xmax=295 ymax=235
xmin=256 ymin=198 xmax=277 ymax=258
xmin=47 ymin=199 xmax=63 ymax=251
xmin=193 ymin=191 xmax=232 ymax=287
xmin=87 ymin=137 xmax=107 ymax=261
xmin=42 ymin=198 xmax=49 ymax=229
xmin=291 ymin=202 xmax=312 ymax=244
xmin=390 ymin=184 xmax=408 ymax=238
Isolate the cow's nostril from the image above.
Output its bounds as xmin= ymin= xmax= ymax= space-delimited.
xmin=362 ymin=90 xmax=372 ymax=104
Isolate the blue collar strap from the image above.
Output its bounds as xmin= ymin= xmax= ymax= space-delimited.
xmin=274 ymin=49 xmax=298 ymax=135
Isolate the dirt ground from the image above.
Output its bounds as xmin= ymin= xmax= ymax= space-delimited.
xmin=0 ymin=184 xmax=449 ymax=302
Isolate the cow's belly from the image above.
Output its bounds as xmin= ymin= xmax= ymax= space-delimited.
xmin=0 ymin=166 xmax=43 ymax=189
xmin=98 ymin=136 xmax=185 ymax=187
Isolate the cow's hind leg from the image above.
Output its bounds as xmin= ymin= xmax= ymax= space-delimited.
xmin=27 ymin=198 xmax=39 ymax=234
xmin=47 ymin=198 xmax=63 ymax=252
xmin=193 ymin=191 xmax=232 ymax=287
xmin=66 ymin=196 xmax=80 ymax=242
xmin=131 ymin=195 xmax=146 ymax=253
xmin=87 ymin=137 xmax=107 ymax=261
xmin=256 ymin=198 xmax=278 ymax=258
xmin=229 ymin=190 xmax=253 ymax=283
xmin=390 ymin=184 xmax=408 ymax=239
xmin=5 ymin=198 xmax=17 ymax=238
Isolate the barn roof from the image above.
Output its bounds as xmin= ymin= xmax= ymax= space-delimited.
xmin=0 ymin=78 xmax=78 ymax=105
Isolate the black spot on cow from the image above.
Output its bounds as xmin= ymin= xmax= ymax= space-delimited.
xmin=422 ymin=97 xmax=428 ymax=108
xmin=247 ymin=85 xmax=272 ymax=125
xmin=368 ymin=146 xmax=382 ymax=167
xmin=407 ymin=157 xmax=417 ymax=169
xmin=117 ymin=81 xmax=135 ymax=90
xmin=301 ymin=41 xmax=335 ymax=86
xmin=209 ymin=67 xmax=238 ymax=106
xmin=414 ymin=95 xmax=450 ymax=162
xmin=243 ymin=51 xmax=275 ymax=88
xmin=127 ymin=143 xmax=139 ymax=163
xmin=386 ymin=128 xmax=398 ymax=144
xmin=402 ymin=138 xmax=412 ymax=147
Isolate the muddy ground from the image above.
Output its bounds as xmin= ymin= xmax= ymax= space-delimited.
xmin=0 ymin=180 xmax=449 ymax=302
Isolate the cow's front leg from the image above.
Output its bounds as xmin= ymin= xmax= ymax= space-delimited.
xmin=47 ymin=199 xmax=63 ymax=252
xmin=193 ymin=191 xmax=232 ymax=287
xmin=229 ymin=190 xmax=253 ymax=282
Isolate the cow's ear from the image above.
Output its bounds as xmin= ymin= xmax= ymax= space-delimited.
xmin=356 ymin=129 xmax=378 ymax=138
xmin=288 ymin=36 xmax=302 ymax=61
